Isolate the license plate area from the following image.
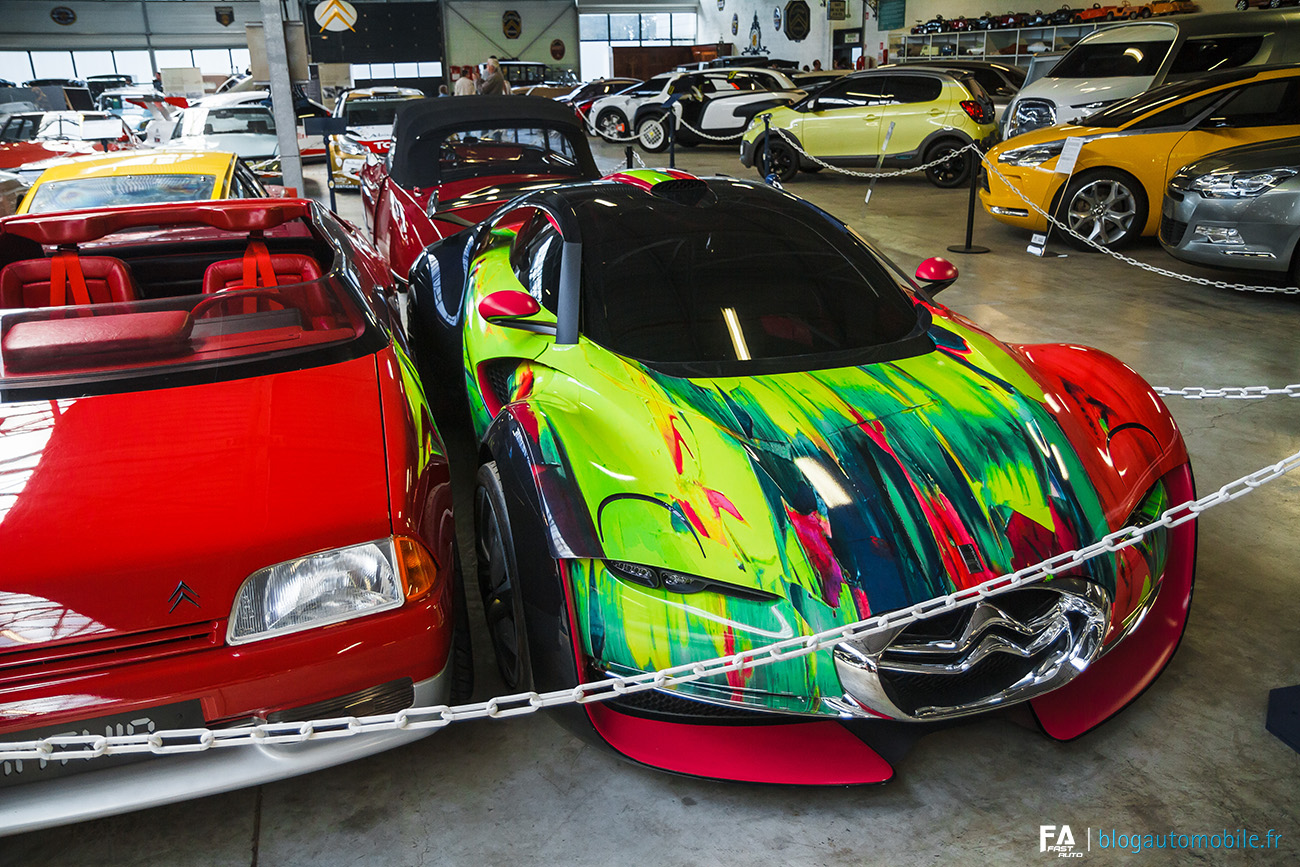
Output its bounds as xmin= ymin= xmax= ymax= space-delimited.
xmin=0 ymin=700 xmax=203 ymax=788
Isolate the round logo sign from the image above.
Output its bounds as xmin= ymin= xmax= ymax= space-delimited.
xmin=773 ymin=7 xmax=782 ymax=32
xmin=731 ymin=13 xmax=739 ymax=36
xmin=717 ymin=0 xmax=725 ymax=9
xmin=50 ymin=6 xmax=76 ymax=26
xmin=503 ymin=10 xmax=522 ymax=40
xmin=550 ymin=39 xmax=566 ymax=61
xmin=313 ymin=0 xmax=357 ymax=33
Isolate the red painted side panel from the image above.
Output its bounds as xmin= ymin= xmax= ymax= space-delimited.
xmin=585 ymin=703 xmax=894 ymax=785
xmin=1031 ymin=463 xmax=1197 ymax=740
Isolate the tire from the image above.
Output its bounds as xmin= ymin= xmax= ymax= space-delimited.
xmin=1139 ymin=7 xmax=1152 ymax=16
xmin=636 ymin=113 xmax=672 ymax=153
xmin=757 ymin=136 xmax=799 ymax=183
xmin=1059 ymin=170 xmax=1148 ymax=251
xmin=449 ymin=546 xmax=475 ymax=703
xmin=594 ymin=108 xmax=627 ymax=143
xmin=924 ymin=140 xmax=970 ymax=188
xmin=474 ymin=461 xmax=533 ymax=691
xmin=1105 ymin=11 xmax=1115 ymax=19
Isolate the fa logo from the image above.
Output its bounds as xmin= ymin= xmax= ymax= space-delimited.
xmin=1040 ymin=825 xmax=1081 ymax=857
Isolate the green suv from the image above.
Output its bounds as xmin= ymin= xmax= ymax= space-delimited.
xmin=740 ymin=68 xmax=997 ymax=187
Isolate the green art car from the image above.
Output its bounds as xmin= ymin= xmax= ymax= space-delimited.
xmin=739 ymin=68 xmax=997 ymax=187
xmin=407 ymin=169 xmax=1196 ymax=784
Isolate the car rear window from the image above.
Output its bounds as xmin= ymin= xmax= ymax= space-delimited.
xmin=1049 ymin=38 xmax=1173 ymax=79
xmin=26 ymin=175 xmax=218 ymax=214
xmin=1169 ymin=37 xmax=1264 ymax=75
xmin=428 ymin=125 xmax=584 ymax=183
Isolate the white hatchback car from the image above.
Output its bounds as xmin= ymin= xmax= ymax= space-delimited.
xmin=588 ymin=68 xmax=805 ymax=152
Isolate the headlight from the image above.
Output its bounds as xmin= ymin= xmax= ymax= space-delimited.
xmin=1188 ymin=167 xmax=1298 ymax=199
xmin=605 ymin=559 xmax=778 ymax=602
xmin=228 ymin=537 xmax=438 ymax=645
xmin=998 ymin=140 xmax=1065 ymax=167
xmin=338 ymin=137 xmax=367 ymax=156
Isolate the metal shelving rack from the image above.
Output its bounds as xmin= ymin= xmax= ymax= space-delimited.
xmin=890 ymin=23 xmax=1104 ymax=68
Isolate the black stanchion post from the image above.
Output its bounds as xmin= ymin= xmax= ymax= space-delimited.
xmin=948 ymin=148 xmax=990 ymax=255
xmin=668 ymin=114 xmax=676 ymax=170
xmin=323 ymin=135 xmax=338 ymax=215
xmin=625 ymin=145 xmax=633 ymax=170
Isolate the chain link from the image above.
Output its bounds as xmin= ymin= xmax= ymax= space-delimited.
xmin=575 ymin=104 xmax=643 ymax=144
xmin=3 ymin=396 xmax=1298 ymax=764
xmin=1154 ymin=383 xmax=1300 ymax=400
xmin=766 ymin=128 xmax=983 ymax=179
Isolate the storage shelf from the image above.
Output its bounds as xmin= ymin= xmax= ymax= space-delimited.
xmin=890 ymin=24 xmax=1104 ymax=69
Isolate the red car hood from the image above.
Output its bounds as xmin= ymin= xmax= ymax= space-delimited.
xmin=0 ymin=355 xmax=391 ymax=648
xmin=0 ymin=140 xmax=103 ymax=170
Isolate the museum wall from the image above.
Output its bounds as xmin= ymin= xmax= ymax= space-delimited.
xmin=443 ymin=0 xmax=579 ymax=72
xmin=696 ymin=0 xmax=865 ymax=70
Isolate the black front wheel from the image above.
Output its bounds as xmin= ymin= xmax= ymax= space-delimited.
xmin=474 ymin=462 xmax=533 ymax=691
xmin=758 ymin=137 xmax=799 ymax=183
xmin=924 ymin=141 xmax=970 ymax=188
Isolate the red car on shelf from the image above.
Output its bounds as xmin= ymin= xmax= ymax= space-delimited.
xmin=360 ymin=96 xmax=601 ymax=287
xmin=0 ymin=198 xmax=471 ymax=832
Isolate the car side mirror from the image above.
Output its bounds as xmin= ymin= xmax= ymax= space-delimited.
xmin=915 ymin=256 xmax=958 ymax=295
xmin=478 ymin=290 xmax=556 ymax=335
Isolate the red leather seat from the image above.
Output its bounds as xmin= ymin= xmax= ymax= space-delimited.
xmin=201 ymin=243 xmax=333 ymax=329
xmin=0 ymin=255 xmax=140 ymax=309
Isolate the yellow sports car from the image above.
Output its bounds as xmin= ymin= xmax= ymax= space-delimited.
xmin=16 ymin=150 xmax=274 ymax=215
xmin=981 ymin=65 xmax=1300 ymax=249
xmin=327 ymin=86 xmax=423 ymax=189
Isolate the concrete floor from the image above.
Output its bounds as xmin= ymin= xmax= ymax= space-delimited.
xmin=4 ymin=141 xmax=1298 ymax=866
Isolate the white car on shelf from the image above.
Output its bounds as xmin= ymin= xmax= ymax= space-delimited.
xmin=587 ymin=67 xmax=805 ymax=152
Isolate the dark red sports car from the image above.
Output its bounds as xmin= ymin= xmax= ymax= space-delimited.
xmin=0 ymin=198 xmax=470 ymax=831
xmin=360 ymin=96 xmax=601 ymax=286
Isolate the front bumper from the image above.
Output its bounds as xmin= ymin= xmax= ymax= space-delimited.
xmin=1158 ymin=186 xmax=1298 ymax=275
xmin=980 ymin=162 xmax=1056 ymax=232
xmin=0 ymin=673 xmax=446 ymax=835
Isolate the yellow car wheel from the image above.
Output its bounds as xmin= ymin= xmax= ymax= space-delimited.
xmin=1059 ymin=170 xmax=1148 ymax=251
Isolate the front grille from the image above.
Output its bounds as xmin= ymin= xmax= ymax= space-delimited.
xmin=1160 ymin=215 xmax=1189 ymax=246
xmin=607 ymin=687 xmax=774 ymax=725
xmin=267 ymin=678 xmax=414 ymax=723
xmin=0 ymin=622 xmax=221 ymax=689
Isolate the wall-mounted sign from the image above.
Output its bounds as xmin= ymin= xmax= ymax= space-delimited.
xmin=731 ymin=13 xmax=739 ymax=36
xmin=784 ymin=1 xmax=810 ymax=41
xmin=828 ymin=0 xmax=848 ymax=21
xmin=747 ymin=13 xmax=765 ymax=54
xmin=313 ymin=0 xmax=357 ymax=33
xmin=215 ymin=6 xmax=235 ymax=27
xmin=773 ymin=7 xmax=782 ymax=32
xmin=503 ymin=10 xmax=522 ymax=39
xmin=50 ymin=6 xmax=76 ymax=26
xmin=717 ymin=0 xmax=725 ymax=10
xmin=550 ymin=39 xmax=565 ymax=61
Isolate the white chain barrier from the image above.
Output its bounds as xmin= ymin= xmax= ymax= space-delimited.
xmin=1 ymin=388 xmax=1297 ymax=764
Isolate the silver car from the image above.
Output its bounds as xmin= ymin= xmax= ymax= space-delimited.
xmin=1159 ymin=136 xmax=1300 ymax=284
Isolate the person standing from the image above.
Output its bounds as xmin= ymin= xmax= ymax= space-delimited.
xmin=454 ymin=67 xmax=477 ymax=95
xmin=478 ymin=57 xmax=508 ymax=96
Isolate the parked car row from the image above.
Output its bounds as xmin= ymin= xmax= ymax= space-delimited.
xmin=912 ymin=2 xmax=1197 ymax=34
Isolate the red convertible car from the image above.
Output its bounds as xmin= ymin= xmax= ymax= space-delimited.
xmin=360 ymin=96 xmax=601 ymax=286
xmin=0 ymin=199 xmax=470 ymax=831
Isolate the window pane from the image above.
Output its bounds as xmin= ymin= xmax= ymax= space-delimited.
xmin=368 ymin=63 xmax=396 ymax=80
xmin=154 ymin=50 xmax=194 ymax=71
xmin=350 ymin=64 xmax=371 ymax=81
xmin=609 ymin=14 xmax=639 ymax=42
xmin=192 ymin=49 xmax=236 ymax=76
xmin=580 ymin=15 xmax=609 ymax=42
xmin=579 ymin=42 xmax=611 ymax=80
xmin=394 ymin=62 xmax=419 ymax=78
xmin=230 ymin=49 xmax=251 ymax=76
xmin=112 ymin=51 xmax=154 ymax=84
xmin=417 ymin=62 xmax=443 ymax=77
xmin=672 ymin=13 xmax=697 ymax=42
xmin=29 ymin=51 xmax=76 ymax=81
xmin=0 ymin=52 xmax=35 ymax=84
xmin=641 ymin=14 xmax=671 ymax=42
xmin=1170 ymin=36 xmax=1263 ymax=75
xmin=73 ymin=51 xmax=118 ymax=79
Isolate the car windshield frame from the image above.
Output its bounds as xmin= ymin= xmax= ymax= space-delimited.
xmin=1084 ymin=77 xmax=1236 ymax=128
xmin=1048 ymin=37 xmax=1175 ymax=80
xmin=341 ymin=98 xmax=415 ymax=128
xmin=25 ymin=174 xmax=219 ymax=214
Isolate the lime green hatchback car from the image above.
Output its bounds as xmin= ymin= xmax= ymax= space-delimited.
xmin=740 ymin=68 xmax=997 ymax=187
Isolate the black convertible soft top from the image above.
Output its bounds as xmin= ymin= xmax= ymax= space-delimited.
xmin=389 ymin=95 xmax=599 ymax=188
